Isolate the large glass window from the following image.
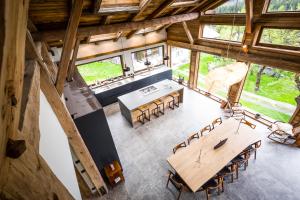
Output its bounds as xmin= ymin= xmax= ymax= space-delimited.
xmin=131 ymin=46 xmax=164 ymax=72
xmin=259 ymin=28 xmax=300 ymax=49
xmin=240 ymin=64 xmax=299 ymax=122
xmin=267 ymin=0 xmax=300 ymax=12
xmin=171 ymin=47 xmax=191 ymax=83
xmin=197 ymin=53 xmax=236 ymax=99
xmin=203 ymin=25 xmax=245 ymax=42
xmin=205 ymin=0 xmax=245 ymax=14
xmin=77 ymin=56 xmax=123 ymax=85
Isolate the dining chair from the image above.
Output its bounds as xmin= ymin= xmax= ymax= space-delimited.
xmin=187 ymin=132 xmax=199 ymax=145
xmin=240 ymin=119 xmax=256 ymax=129
xmin=197 ymin=175 xmax=224 ymax=200
xmin=245 ymin=140 xmax=261 ymax=159
xmin=211 ymin=117 xmax=222 ymax=129
xmin=200 ymin=125 xmax=211 ymax=136
xmin=231 ymin=149 xmax=251 ymax=179
xmin=173 ymin=142 xmax=187 ymax=154
xmin=217 ymin=162 xmax=237 ymax=183
xmin=166 ymin=170 xmax=190 ymax=200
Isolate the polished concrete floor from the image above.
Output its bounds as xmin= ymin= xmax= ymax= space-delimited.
xmin=96 ymin=87 xmax=300 ymax=200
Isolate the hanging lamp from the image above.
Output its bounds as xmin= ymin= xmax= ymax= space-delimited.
xmin=143 ymin=28 xmax=151 ymax=66
xmin=120 ymin=35 xmax=130 ymax=72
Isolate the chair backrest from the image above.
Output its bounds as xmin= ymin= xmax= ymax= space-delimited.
xmin=241 ymin=119 xmax=256 ymax=129
xmin=212 ymin=117 xmax=222 ymax=129
xmin=173 ymin=141 xmax=187 ymax=154
xmin=187 ymin=132 xmax=199 ymax=145
xmin=200 ymin=125 xmax=211 ymax=136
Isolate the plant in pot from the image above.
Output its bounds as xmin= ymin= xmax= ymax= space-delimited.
xmin=178 ymin=76 xmax=184 ymax=84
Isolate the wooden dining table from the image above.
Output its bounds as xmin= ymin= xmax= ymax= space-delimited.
xmin=167 ymin=118 xmax=261 ymax=192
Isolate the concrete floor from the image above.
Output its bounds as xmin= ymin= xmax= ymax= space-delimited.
xmin=96 ymin=87 xmax=300 ymax=200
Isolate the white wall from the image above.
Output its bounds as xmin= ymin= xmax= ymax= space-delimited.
xmin=39 ymin=91 xmax=82 ymax=200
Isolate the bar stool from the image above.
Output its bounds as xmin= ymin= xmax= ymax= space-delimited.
xmin=137 ymin=105 xmax=150 ymax=124
xmin=152 ymin=99 xmax=164 ymax=117
xmin=168 ymin=92 xmax=180 ymax=110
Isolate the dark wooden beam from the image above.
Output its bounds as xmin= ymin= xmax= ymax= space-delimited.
xmin=34 ymin=13 xmax=200 ymax=41
xmin=94 ymin=0 xmax=102 ymax=13
xmin=67 ymin=38 xmax=80 ymax=81
xmin=55 ymin=0 xmax=84 ymax=96
xmin=182 ymin=21 xmax=194 ymax=44
xmin=126 ymin=0 xmax=176 ymax=39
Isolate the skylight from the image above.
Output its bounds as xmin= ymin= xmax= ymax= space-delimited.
xmin=205 ymin=0 xmax=245 ymax=14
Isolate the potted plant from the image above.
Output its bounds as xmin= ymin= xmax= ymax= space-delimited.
xmin=178 ymin=76 xmax=184 ymax=84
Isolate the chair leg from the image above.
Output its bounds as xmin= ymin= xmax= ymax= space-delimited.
xmin=177 ymin=188 xmax=183 ymax=200
xmin=254 ymin=150 xmax=257 ymax=160
xmin=236 ymin=168 xmax=239 ymax=179
xmin=205 ymin=189 xmax=209 ymax=200
xmin=231 ymin=173 xmax=234 ymax=183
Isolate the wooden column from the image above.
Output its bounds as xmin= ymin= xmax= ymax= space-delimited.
xmin=166 ymin=45 xmax=171 ymax=67
xmin=56 ymin=0 xmax=83 ymax=95
xmin=227 ymin=64 xmax=250 ymax=103
xmin=289 ymin=108 xmax=300 ymax=147
xmin=188 ymin=50 xmax=200 ymax=89
xmin=67 ymin=38 xmax=80 ymax=81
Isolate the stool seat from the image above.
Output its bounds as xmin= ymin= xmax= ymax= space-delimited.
xmin=167 ymin=92 xmax=180 ymax=109
xmin=137 ymin=105 xmax=150 ymax=124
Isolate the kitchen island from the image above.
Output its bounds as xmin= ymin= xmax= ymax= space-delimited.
xmin=118 ymin=80 xmax=184 ymax=127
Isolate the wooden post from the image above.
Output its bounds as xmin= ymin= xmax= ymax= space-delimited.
xmin=56 ymin=0 xmax=84 ymax=96
xmin=182 ymin=21 xmax=194 ymax=44
xmin=67 ymin=38 xmax=81 ymax=81
xmin=227 ymin=63 xmax=250 ymax=103
xmin=188 ymin=50 xmax=200 ymax=89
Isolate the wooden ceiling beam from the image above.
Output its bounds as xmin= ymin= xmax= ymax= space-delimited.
xmin=203 ymin=0 xmax=228 ymax=12
xmin=243 ymin=0 xmax=254 ymax=46
xmin=94 ymin=0 xmax=103 ymax=13
xmin=55 ymin=0 xmax=84 ymax=96
xmin=67 ymin=38 xmax=80 ymax=81
xmin=126 ymin=0 xmax=177 ymax=39
xmin=34 ymin=12 xmax=200 ymax=41
xmin=182 ymin=21 xmax=194 ymax=44
xmin=156 ymin=7 xmax=186 ymax=32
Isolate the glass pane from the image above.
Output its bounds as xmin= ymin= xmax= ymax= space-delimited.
xmin=268 ymin=0 xmax=300 ymax=12
xmin=77 ymin=57 xmax=123 ymax=85
xmin=260 ymin=28 xmax=300 ymax=48
xmin=131 ymin=46 xmax=164 ymax=72
xmin=206 ymin=0 xmax=245 ymax=14
xmin=203 ymin=25 xmax=245 ymax=42
xmin=197 ymin=53 xmax=236 ymax=99
xmin=240 ymin=64 xmax=299 ymax=122
xmin=171 ymin=47 xmax=191 ymax=83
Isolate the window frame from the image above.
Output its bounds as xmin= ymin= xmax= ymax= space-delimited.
xmin=265 ymin=0 xmax=300 ymax=13
xmin=203 ymin=0 xmax=246 ymax=15
xmin=256 ymin=26 xmax=300 ymax=52
xmin=77 ymin=55 xmax=125 ymax=86
xmin=131 ymin=45 xmax=165 ymax=73
xmin=201 ymin=24 xmax=246 ymax=43
xmin=170 ymin=46 xmax=191 ymax=84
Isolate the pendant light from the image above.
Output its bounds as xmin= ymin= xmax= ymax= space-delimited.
xmin=120 ymin=35 xmax=130 ymax=72
xmin=143 ymin=28 xmax=151 ymax=66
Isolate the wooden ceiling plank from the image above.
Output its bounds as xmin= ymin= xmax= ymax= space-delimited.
xmin=156 ymin=7 xmax=186 ymax=32
xmin=67 ymin=38 xmax=80 ymax=81
xmin=55 ymin=0 xmax=84 ymax=96
xmin=34 ymin=12 xmax=200 ymax=41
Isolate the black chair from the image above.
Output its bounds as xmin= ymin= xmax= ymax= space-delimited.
xmin=231 ymin=149 xmax=251 ymax=179
xmin=200 ymin=125 xmax=211 ymax=136
xmin=151 ymin=99 xmax=164 ymax=117
xmin=168 ymin=92 xmax=180 ymax=110
xmin=211 ymin=117 xmax=222 ymax=129
xmin=173 ymin=142 xmax=187 ymax=154
xmin=166 ymin=170 xmax=190 ymax=200
xmin=217 ymin=163 xmax=237 ymax=183
xmin=197 ymin=176 xmax=224 ymax=200
xmin=187 ymin=132 xmax=199 ymax=145
xmin=137 ymin=105 xmax=150 ymax=124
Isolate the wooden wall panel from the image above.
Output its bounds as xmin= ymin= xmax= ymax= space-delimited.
xmin=167 ymin=20 xmax=201 ymax=44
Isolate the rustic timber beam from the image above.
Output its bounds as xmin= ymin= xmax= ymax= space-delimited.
xmin=94 ymin=0 xmax=102 ymax=13
xmin=182 ymin=21 xmax=194 ymax=44
xmin=203 ymin=0 xmax=228 ymax=12
xmin=156 ymin=7 xmax=186 ymax=32
xmin=67 ymin=38 xmax=81 ymax=81
xmin=188 ymin=50 xmax=200 ymax=88
xmin=34 ymin=13 xmax=200 ymax=41
xmin=126 ymin=0 xmax=177 ymax=39
xmin=56 ymin=0 xmax=84 ymax=96
xmin=243 ymin=0 xmax=254 ymax=46
xmin=27 ymin=30 xmax=107 ymax=194
xmin=167 ymin=40 xmax=300 ymax=72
